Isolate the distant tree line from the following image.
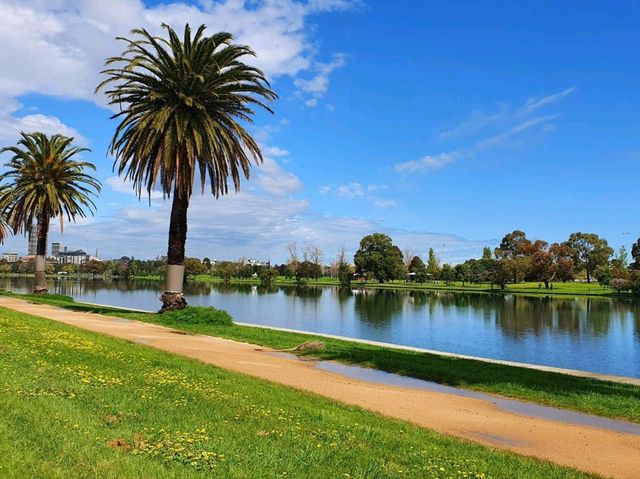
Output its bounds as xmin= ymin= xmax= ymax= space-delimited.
xmin=349 ymin=230 xmax=640 ymax=293
xmin=5 ymin=229 xmax=639 ymax=293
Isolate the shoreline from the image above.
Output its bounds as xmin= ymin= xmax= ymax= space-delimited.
xmin=1 ymin=273 xmax=637 ymax=299
xmin=70 ymin=299 xmax=640 ymax=386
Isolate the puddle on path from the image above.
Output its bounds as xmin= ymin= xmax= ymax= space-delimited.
xmin=271 ymin=353 xmax=640 ymax=436
xmin=472 ymin=432 xmax=524 ymax=447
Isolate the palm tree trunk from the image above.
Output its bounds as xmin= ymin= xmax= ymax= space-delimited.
xmin=160 ymin=188 xmax=189 ymax=312
xmin=34 ymin=217 xmax=49 ymax=294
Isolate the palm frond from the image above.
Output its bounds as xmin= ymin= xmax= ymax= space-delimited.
xmin=97 ymin=23 xmax=277 ymax=200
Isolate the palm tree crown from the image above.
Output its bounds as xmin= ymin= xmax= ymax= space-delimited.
xmin=0 ymin=132 xmax=101 ymax=234
xmin=0 ymin=131 xmax=101 ymax=294
xmin=97 ymin=23 xmax=277 ymax=200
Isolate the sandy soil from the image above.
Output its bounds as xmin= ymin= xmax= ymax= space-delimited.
xmin=1 ymin=296 xmax=639 ymax=479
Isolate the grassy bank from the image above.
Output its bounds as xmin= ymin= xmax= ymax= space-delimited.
xmin=190 ymin=275 xmax=629 ymax=298
xmin=0 ymin=306 xmax=595 ymax=479
xmin=6 ymin=291 xmax=640 ymax=424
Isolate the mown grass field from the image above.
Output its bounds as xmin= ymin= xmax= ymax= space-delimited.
xmin=8 ymin=291 xmax=640 ymax=424
xmin=0 ymin=306 xmax=597 ymax=479
xmin=188 ymin=275 xmax=625 ymax=298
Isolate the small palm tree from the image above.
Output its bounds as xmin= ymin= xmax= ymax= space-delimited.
xmin=97 ymin=24 xmax=277 ymax=312
xmin=0 ymin=132 xmax=101 ymax=294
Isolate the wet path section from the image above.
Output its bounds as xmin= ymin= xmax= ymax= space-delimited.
xmin=315 ymin=360 xmax=640 ymax=436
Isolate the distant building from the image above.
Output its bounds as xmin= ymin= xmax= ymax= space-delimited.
xmin=1 ymin=252 xmax=18 ymax=263
xmin=51 ymin=242 xmax=64 ymax=256
xmin=57 ymin=249 xmax=89 ymax=265
xmin=246 ymin=258 xmax=270 ymax=267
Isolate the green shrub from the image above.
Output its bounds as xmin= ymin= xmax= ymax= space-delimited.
xmin=157 ymin=306 xmax=233 ymax=326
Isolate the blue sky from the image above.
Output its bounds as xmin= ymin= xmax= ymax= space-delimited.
xmin=0 ymin=0 xmax=638 ymax=263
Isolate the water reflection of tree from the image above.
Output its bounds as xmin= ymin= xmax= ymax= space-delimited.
xmin=492 ymin=295 xmax=637 ymax=338
xmin=354 ymin=289 xmax=403 ymax=324
xmin=408 ymin=291 xmax=429 ymax=309
xmin=281 ymin=286 xmax=323 ymax=301
xmin=414 ymin=291 xmax=500 ymax=323
xmin=212 ymin=283 xmax=252 ymax=295
xmin=333 ymin=287 xmax=353 ymax=316
xmin=256 ymin=284 xmax=279 ymax=295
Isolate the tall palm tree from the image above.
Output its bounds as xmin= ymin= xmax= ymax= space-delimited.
xmin=97 ymin=24 xmax=277 ymax=312
xmin=0 ymin=132 xmax=101 ymax=294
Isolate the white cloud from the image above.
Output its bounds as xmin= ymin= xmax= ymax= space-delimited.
xmin=366 ymin=184 xmax=388 ymax=192
xmin=254 ymin=157 xmax=303 ymax=196
xmin=438 ymin=87 xmax=575 ymax=140
xmin=0 ymin=97 xmax=84 ymax=144
xmin=0 ymin=0 xmax=357 ymax=106
xmin=399 ymin=88 xmax=575 ymax=174
xmin=306 ymin=0 xmax=361 ymax=12
xmin=336 ymin=182 xmax=365 ymax=198
xmin=371 ymin=198 xmax=397 ymax=208
xmin=521 ymin=87 xmax=576 ymax=114
xmin=0 ymin=192 xmax=488 ymax=263
xmin=105 ymin=176 xmax=164 ymax=200
xmin=395 ymin=152 xmax=461 ymax=173
xmin=264 ymin=146 xmax=290 ymax=157
xmin=320 ymin=182 xmax=396 ymax=208
xmin=476 ymin=115 xmax=557 ymax=149
xmin=437 ymin=109 xmax=508 ymax=140
xmin=295 ymin=53 xmax=347 ymax=106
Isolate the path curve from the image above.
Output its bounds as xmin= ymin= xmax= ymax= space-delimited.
xmin=2 ymin=297 xmax=639 ymax=479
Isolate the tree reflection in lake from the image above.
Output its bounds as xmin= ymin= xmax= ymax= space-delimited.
xmin=353 ymin=289 xmax=403 ymax=325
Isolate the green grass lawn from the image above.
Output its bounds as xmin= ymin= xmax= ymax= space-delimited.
xmin=0 ymin=306 xmax=597 ymax=479
xmin=6 ymin=291 xmax=640 ymax=424
xmin=188 ymin=275 xmax=627 ymax=298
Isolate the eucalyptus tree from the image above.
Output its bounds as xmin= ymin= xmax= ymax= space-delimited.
xmin=0 ymin=132 xmax=101 ymax=293
xmin=565 ymin=232 xmax=613 ymax=283
xmin=98 ymin=23 xmax=276 ymax=312
xmin=354 ymin=233 xmax=405 ymax=283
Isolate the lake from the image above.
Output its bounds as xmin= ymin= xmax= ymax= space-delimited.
xmin=3 ymin=277 xmax=639 ymax=378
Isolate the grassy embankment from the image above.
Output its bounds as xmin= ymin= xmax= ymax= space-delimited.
xmin=5 ymin=291 xmax=640 ymax=424
xmin=0 ymin=305 xmax=598 ymax=479
xmin=189 ymin=275 xmax=628 ymax=298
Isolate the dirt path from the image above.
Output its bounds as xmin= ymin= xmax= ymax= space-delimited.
xmin=2 ymin=297 xmax=639 ymax=479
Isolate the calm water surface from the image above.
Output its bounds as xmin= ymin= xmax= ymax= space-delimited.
xmin=3 ymin=277 xmax=639 ymax=378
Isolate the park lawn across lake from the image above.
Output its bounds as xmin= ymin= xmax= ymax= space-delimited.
xmin=0 ymin=306 xmax=597 ymax=479
xmin=187 ymin=275 xmax=625 ymax=298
